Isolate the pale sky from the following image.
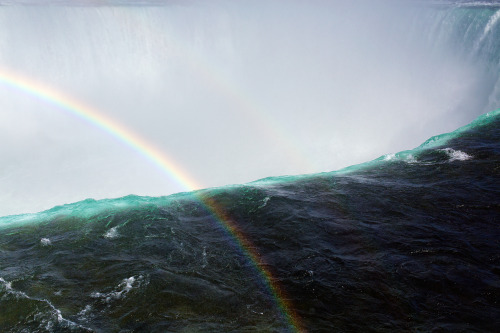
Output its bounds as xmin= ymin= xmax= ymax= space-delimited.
xmin=0 ymin=0 xmax=493 ymax=216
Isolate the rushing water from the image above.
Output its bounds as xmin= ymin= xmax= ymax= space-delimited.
xmin=1 ymin=0 xmax=500 ymax=332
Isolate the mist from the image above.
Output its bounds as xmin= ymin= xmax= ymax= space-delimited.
xmin=0 ymin=0 xmax=498 ymax=216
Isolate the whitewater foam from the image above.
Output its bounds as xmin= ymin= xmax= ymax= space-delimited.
xmin=91 ymin=275 xmax=145 ymax=304
xmin=0 ymin=276 xmax=92 ymax=331
xmin=383 ymin=154 xmax=396 ymax=161
xmin=76 ymin=304 xmax=93 ymax=324
xmin=40 ymin=237 xmax=52 ymax=246
xmin=382 ymin=153 xmax=417 ymax=164
xmin=440 ymin=148 xmax=473 ymax=161
xmin=104 ymin=226 xmax=120 ymax=239
xmin=0 ymin=276 xmax=12 ymax=290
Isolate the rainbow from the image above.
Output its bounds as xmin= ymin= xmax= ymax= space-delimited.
xmin=0 ymin=68 xmax=305 ymax=332
xmin=179 ymin=48 xmax=315 ymax=173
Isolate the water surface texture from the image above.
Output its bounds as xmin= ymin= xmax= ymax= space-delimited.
xmin=1 ymin=0 xmax=500 ymax=332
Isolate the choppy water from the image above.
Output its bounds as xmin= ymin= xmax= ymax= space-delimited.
xmin=1 ymin=0 xmax=500 ymax=332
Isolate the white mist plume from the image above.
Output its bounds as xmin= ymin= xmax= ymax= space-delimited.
xmin=0 ymin=0 xmax=497 ymax=216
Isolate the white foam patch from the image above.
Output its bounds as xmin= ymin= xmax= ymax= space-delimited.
xmin=78 ymin=304 xmax=92 ymax=315
xmin=0 ymin=277 xmax=12 ymax=290
xmin=440 ymin=148 xmax=472 ymax=162
xmin=40 ymin=238 xmax=52 ymax=246
xmin=104 ymin=226 xmax=119 ymax=239
xmin=405 ymin=154 xmax=418 ymax=164
xmin=91 ymin=275 xmax=145 ymax=303
xmin=0 ymin=276 xmax=92 ymax=331
xmin=77 ymin=305 xmax=93 ymax=322
xmin=383 ymin=153 xmax=396 ymax=161
xmin=383 ymin=153 xmax=417 ymax=164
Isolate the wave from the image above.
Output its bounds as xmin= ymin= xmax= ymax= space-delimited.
xmin=1 ymin=108 xmax=498 ymax=225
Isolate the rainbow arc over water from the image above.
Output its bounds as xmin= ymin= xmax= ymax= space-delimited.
xmin=0 ymin=68 xmax=304 ymax=332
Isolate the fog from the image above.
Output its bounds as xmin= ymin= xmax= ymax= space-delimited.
xmin=0 ymin=0 xmax=497 ymax=216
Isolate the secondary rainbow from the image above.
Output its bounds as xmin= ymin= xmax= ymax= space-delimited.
xmin=0 ymin=68 xmax=305 ymax=332
xmin=115 ymin=7 xmax=314 ymax=172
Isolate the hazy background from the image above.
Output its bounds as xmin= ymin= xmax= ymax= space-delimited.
xmin=0 ymin=0 xmax=497 ymax=216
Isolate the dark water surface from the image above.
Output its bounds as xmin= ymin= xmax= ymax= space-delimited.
xmin=1 ymin=0 xmax=500 ymax=331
